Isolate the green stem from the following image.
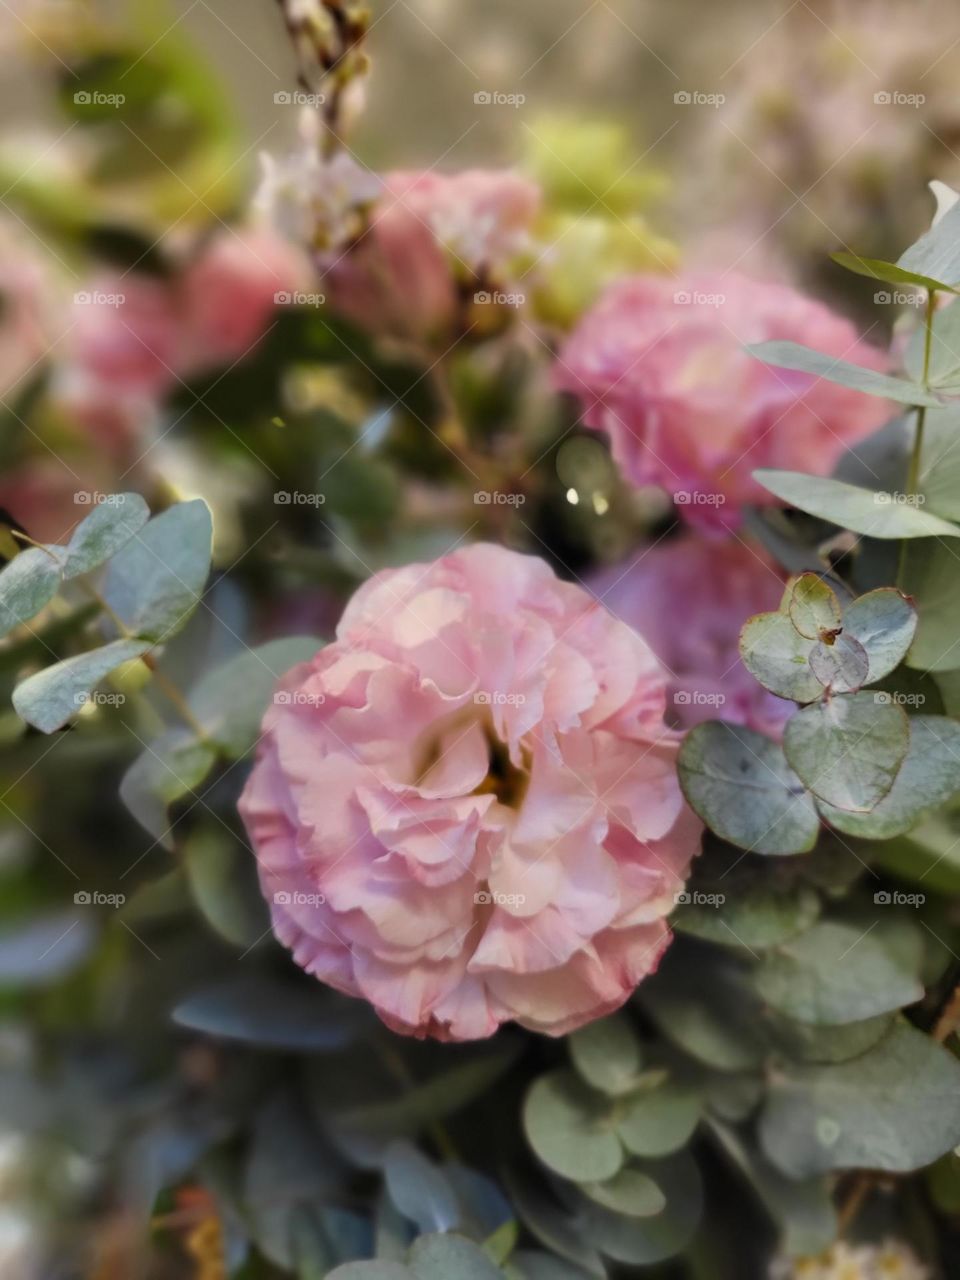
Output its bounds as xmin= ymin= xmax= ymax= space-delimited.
xmin=898 ymin=288 xmax=937 ymax=587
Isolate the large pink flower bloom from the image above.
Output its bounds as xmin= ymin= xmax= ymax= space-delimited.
xmin=239 ymin=544 xmax=700 ymax=1041
xmin=555 ymin=272 xmax=891 ymax=531
xmin=591 ymin=533 xmax=791 ymax=738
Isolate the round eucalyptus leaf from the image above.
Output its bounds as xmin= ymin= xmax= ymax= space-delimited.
xmin=523 ymin=1071 xmax=622 ymax=1183
xmin=739 ymin=611 xmax=821 ymax=703
xmin=809 ymin=633 xmax=869 ymax=693
xmin=568 ymin=1014 xmax=643 ymax=1096
xmin=787 ymin=574 xmax=842 ymax=640
xmin=581 ymin=1169 xmax=665 ymax=1218
xmin=842 ymin=588 xmax=918 ymax=684
xmin=616 ymin=1079 xmax=701 ymax=1158
xmin=574 ymin=1151 xmax=702 ymax=1266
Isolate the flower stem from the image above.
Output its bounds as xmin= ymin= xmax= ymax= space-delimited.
xmin=898 ymin=288 xmax=937 ymax=587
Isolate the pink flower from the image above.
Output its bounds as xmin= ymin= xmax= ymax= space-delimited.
xmin=69 ymin=276 xmax=179 ymax=398
xmin=239 ymin=543 xmax=700 ymax=1041
xmin=591 ymin=533 xmax=791 ymax=738
xmin=555 ymin=272 xmax=891 ymax=531
xmin=322 ymin=169 xmax=540 ymax=342
xmin=178 ymin=229 xmax=308 ymax=372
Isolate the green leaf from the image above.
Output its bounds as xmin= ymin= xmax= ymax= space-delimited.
xmin=12 ymin=638 xmax=150 ymax=732
xmin=183 ymin=828 xmax=270 ymax=947
xmin=409 ymin=1234 xmax=503 ymax=1280
xmin=523 ymin=1071 xmax=623 ymax=1183
xmin=782 ymin=692 xmax=910 ymax=812
xmin=507 ymin=1253 xmax=596 ymax=1280
xmin=765 ymin=1013 xmax=894 ymax=1064
xmin=752 ymin=918 xmax=923 ymax=1025
xmin=172 ymin=976 xmax=359 ymax=1051
xmin=809 ymin=633 xmax=870 ymax=693
xmin=869 ymin=811 xmax=960 ymax=895
xmin=842 ymin=589 xmax=918 ymax=683
xmin=569 ymin=1014 xmax=643 ymax=1096
xmin=0 ymin=548 xmax=62 ymax=638
xmin=0 ymin=910 xmax=96 ymax=986
xmin=639 ymin=950 xmax=768 ymax=1072
xmin=673 ymin=882 xmax=820 ymax=951
xmin=739 ymin=612 xmax=822 ymax=703
xmin=384 ymin=1143 xmax=460 ymax=1236
xmin=787 ymin=574 xmax=842 ymax=639
xmin=102 ymin=499 xmax=212 ymax=642
xmin=709 ymin=1123 xmax=836 ymax=1258
xmin=831 ymin=251 xmax=958 ymax=295
xmin=816 ymin=715 xmax=960 ymax=838
xmin=759 ymin=1022 xmax=960 ymax=1175
xmin=574 ymin=1151 xmax=702 ymax=1266
xmin=898 ymin=199 xmax=960 ymax=288
xmin=505 ymin=1172 xmax=605 ymax=1276
xmin=904 ymin=539 xmax=960 ymax=672
xmin=187 ymin=636 xmax=321 ymax=757
xmin=678 ymin=722 xmax=820 ymax=856
xmin=616 ymin=1079 xmax=701 ymax=1158
xmin=580 ymin=1169 xmax=665 ymax=1218
xmin=119 ymin=729 xmax=218 ymax=849
xmin=752 ymin=470 xmax=960 ymax=539
xmin=59 ymin=492 xmax=150 ymax=579
xmin=746 ymin=340 xmax=943 ymax=407
xmin=327 ymin=1264 xmax=411 ymax=1280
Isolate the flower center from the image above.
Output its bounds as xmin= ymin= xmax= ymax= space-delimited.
xmin=472 ymin=726 xmax=530 ymax=809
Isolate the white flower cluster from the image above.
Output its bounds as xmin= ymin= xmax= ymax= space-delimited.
xmin=254 ymin=109 xmax=380 ymax=251
xmin=771 ymin=1240 xmax=928 ymax=1280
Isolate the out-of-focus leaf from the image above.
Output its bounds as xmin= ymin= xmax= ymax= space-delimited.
xmin=172 ymin=976 xmax=360 ymax=1051
xmin=188 ymin=636 xmax=322 ymax=757
xmin=409 ymin=1234 xmax=504 ymax=1280
xmin=183 ymin=828 xmax=270 ymax=947
xmin=673 ymin=882 xmax=820 ymax=951
xmin=13 ymin=638 xmax=150 ymax=732
xmin=831 ymin=251 xmax=958 ymax=294
xmin=751 ymin=917 xmax=923 ymax=1025
xmin=102 ymin=499 xmax=212 ymax=642
xmin=120 ymin=728 xmax=218 ymax=849
xmin=898 ymin=200 xmax=960 ymax=288
xmin=678 ymin=722 xmax=820 ymax=856
xmin=580 ymin=1169 xmax=665 ymax=1218
xmin=574 ymin=1151 xmax=702 ymax=1266
xmin=615 ymin=1079 xmax=701 ymax=1158
xmin=0 ymin=548 xmax=62 ymax=638
xmin=782 ymin=692 xmax=909 ymax=812
xmin=765 ymin=1013 xmax=894 ymax=1064
xmin=759 ymin=1023 xmax=960 ymax=1175
xmin=0 ymin=910 xmax=96 ymax=986
xmin=384 ymin=1143 xmax=460 ymax=1236
xmin=709 ymin=1122 xmax=836 ymax=1257
xmin=904 ymin=539 xmax=960 ymax=672
xmin=753 ymin=470 xmax=960 ymax=538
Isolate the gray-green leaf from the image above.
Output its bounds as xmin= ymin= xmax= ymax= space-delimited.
xmin=523 ymin=1071 xmax=622 ymax=1183
xmin=842 ymin=589 xmax=918 ymax=683
xmin=12 ymin=638 xmax=150 ymax=733
xmin=569 ymin=1014 xmax=643 ymax=1097
xmin=59 ymin=492 xmax=149 ymax=579
xmin=678 ymin=722 xmax=820 ymax=856
xmin=782 ymin=692 xmax=910 ymax=812
xmin=102 ymin=499 xmax=212 ymax=642
xmin=753 ymin=470 xmax=960 ymax=539
xmin=747 ymin=340 xmax=942 ymax=407
xmin=739 ymin=611 xmax=822 ymax=703
xmin=0 ymin=548 xmax=62 ymax=638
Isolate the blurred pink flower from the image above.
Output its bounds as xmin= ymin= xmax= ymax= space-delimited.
xmin=240 ymin=543 xmax=700 ymax=1041
xmin=322 ymin=169 xmax=539 ymax=343
xmin=555 ymin=272 xmax=891 ymax=531
xmin=0 ymin=219 xmax=57 ymax=401
xmin=179 ymin=229 xmax=308 ymax=372
xmin=69 ymin=276 xmax=179 ymax=398
xmin=592 ymin=533 xmax=791 ymax=738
